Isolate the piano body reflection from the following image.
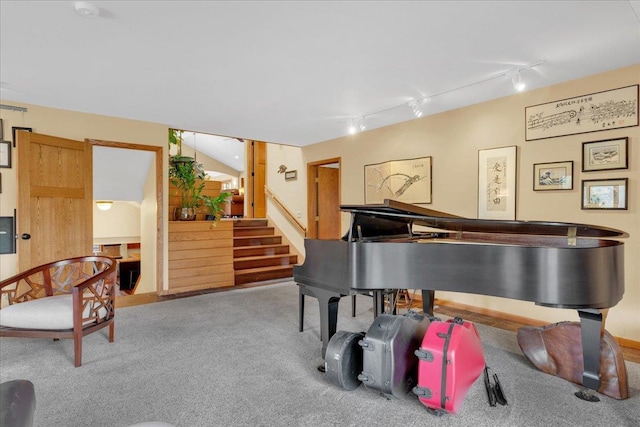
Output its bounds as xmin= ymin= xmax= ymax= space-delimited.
xmin=293 ymin=200 xmax=625 ymax=392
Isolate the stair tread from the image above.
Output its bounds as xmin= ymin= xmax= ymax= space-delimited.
xmin=235 ymin=265 xmax=294 ymax=275
xmin=233 ymin=243 xmax=288 ymax=250
xmin=235 ymin=254 xmax=297 ymax=261
xmin=234 ymin=234 xmax=279 ymax=239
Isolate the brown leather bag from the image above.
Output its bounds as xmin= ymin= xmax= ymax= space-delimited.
xmin=517 ymin=321 xmax=629 ymax=399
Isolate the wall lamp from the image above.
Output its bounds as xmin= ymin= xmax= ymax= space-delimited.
xmin=95 ymin=201 xmax=113 ymax=211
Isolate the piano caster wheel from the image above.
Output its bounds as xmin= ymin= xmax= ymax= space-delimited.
xmin=317 ymin=364 xmax=326 ymax=373
xmin=574 ymin=389 xmax=600 ymax=402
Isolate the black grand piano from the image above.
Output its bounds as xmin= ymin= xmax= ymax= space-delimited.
xmin=293 ymin=199 xmax=626 ymax=393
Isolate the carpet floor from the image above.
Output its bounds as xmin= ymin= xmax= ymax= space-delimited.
xmin=1 ymin=282 xmax=638 ymax=427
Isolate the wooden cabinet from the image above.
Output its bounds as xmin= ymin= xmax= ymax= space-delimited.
xmin=167 ymin=220 xmax=234 ymax=294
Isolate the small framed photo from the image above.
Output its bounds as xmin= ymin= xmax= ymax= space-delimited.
xmin=0 ymin=141 xmax=11 ymax=168
xmin=533 ymin=161 xmax=573 ymax=191
xmin=12 ymin=126 xmax=32 ymax=148
xmin=284 ymin=170 xmax=297 ymax=181
xmin=582 ymin=137 xmax=628 ymax=172
xmin=582 ymin=178 xmax=628 ymax=210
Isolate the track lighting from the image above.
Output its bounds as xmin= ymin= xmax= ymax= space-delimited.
xmin=347 ymin=117 xmax=366 ymax=134
xmin=343 ymin=60 xmax=544 ymax=135
xmin=512 ymin=72 xmax=525 ymax=92
xmin=409 ymin=100 xmax=424 ymax=118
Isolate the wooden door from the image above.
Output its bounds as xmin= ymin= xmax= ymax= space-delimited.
xmin=317 ymin=166 xmax=340 ymax=239
xmin=306 ymin=158 xmax=341 ymax=239
xmin=17 ymin=132 xmax=93 ymax=271
xmin=247 ymin=140 xmax=266 ymax=218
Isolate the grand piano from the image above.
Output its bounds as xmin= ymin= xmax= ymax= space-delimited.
xmin=293 ymin=199 xmax=626 ymax=393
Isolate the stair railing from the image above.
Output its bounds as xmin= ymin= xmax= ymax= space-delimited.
xmin=265 ymin=185 xmax=307 ymax=237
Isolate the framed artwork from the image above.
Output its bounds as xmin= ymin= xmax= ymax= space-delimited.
xmin=11 ymin=126 xmax=32 ymax=147
xmin=581 ymin=178 xmax=628 ymax=210
xmin=0 ymin=216 xmax=16 ymax=254
xmin=525 ymin=85 xmax=638 ymax=141
xmin=284 ymin=170 xmax=297 ymax=181
xmin=0 ymin=141 xmax=11 ymax=168
xmin=364 ymin=156 xmax=432 ymax=204
xmin=478 ymin=146 xmax=517 ymax=220
xmin=533 ymin=161 xmax=573 ymax=191
xmin=582 ymin=137 xmax=628 ymax=172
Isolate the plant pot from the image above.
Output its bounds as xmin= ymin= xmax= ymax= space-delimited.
xmin=174 ymin=207 xmax=197 ymax=221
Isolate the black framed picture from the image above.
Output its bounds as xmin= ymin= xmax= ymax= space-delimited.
xmin=581 ymin=178 xmax=628 ymax=210
xmin=0 ymin=141 xmax=11 ymax=168
xmin=12 ymin=126 xmax=32 ymax=147
xmin=533 ymin=161 xmax=573 ymax=191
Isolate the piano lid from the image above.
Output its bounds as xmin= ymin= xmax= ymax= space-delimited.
xmin=341 ymin=199 xmax=627 ymax=239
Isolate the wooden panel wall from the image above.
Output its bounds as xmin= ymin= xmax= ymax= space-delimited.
xmin=169 ymin=180 xmax=222 ymax=221
xmin=167 ymin=220 xmax=234 ymax=293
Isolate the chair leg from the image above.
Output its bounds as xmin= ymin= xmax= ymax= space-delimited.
xmin=109 ymin=322 xmax=115 ymax=342
xmin=73 ymin=334 xmax=82 ymax=367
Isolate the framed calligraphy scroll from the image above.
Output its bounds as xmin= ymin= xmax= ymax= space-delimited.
xmin=478 ymin=146 xmax=517 ymax=220
xmin=525 ymin=85 xmax=638 ymax=141
xmin=364 ymin=156 xmax=431 ymax=204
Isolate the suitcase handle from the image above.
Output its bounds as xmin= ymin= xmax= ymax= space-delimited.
xmin=358 ymin=339 xmax=375 ymax=351
xmin=412 ymin=386 xmax=433 ymax=398
xmin=415 ymin=348 xmax=435 ymax=362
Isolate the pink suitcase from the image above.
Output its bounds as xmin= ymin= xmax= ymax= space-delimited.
xmin=412 ymin=317 xmax=485 ymax=415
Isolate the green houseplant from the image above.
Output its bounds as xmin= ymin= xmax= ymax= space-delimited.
xmin=169 ymin=129 xmax=208 ymax=220
xmin=202 ymin=191 xmax=233 ymax=223
xmin=169 ymin=159 xmax=208 ymax=220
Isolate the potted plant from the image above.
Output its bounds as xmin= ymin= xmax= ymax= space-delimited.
xmin=169 ymin=158 xmax=208 ymax=221
xmin=202 ymin=191 xmax=233 ymax=223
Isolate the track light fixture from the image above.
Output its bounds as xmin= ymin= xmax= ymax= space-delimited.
xmin=347 ymin=117 xmax=367 ymax=134
xmin=409 ymin=100 xmax=424 ymax=118
xmin=512 ymin=72 xmax=526 ymax=92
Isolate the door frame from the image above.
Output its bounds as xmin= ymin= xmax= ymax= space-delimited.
xmin=88 ymin=139 xmax=164 ymax=294
xmin=306 ymin=157 xmax=341 ymax=239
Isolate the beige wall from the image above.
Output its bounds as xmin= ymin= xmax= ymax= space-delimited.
xmin=300 ymin=64 xmax=640 ymax=342
xmin=266 ymin=143 xmax=307 ymax=253
xmin=0 ymin=102 xmax=168 ymax=292
xmin=1 ymin=65 xmax=638 ymax=342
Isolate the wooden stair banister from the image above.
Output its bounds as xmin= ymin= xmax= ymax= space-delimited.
xmin=264 ymin=186 xmax=306 ymax=237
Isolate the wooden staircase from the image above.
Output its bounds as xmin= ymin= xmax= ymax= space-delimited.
xmin=233 ymin=219 xmax=298 ymax=285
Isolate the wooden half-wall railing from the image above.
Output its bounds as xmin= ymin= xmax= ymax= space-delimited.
xmin=265 ymin=186 xmax=307 ymax=237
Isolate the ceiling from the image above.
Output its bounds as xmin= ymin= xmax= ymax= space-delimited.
xmin=1 ymin=1 xmax=639 ymax=149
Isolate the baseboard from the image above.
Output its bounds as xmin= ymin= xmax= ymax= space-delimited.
xmin=431 ymin=297 xmax=640 ymax=351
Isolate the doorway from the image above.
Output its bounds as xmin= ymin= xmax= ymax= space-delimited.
xmin=307 ymin=158 xmax=341 ymax=239
xmin=89 ymin=139 xmax=163 ymax=295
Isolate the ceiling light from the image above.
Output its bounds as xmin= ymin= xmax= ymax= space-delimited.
xmin=512 ymin=72 xmax=526 ymax=92
xmin=95 ymin=201 xmax=113 ymax=211
xmin=348 ymin=119 xmax=358 ymax=135
xmin=75 ymin=1 xmax=100 ymax=18
xmin=409 ymin=100 xmax=424 ymax=118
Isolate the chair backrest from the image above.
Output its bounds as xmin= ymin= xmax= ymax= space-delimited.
xmin=1 ymin=256 xmax=117 ymax=306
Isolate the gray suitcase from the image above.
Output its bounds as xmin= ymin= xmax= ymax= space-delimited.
xmin=325 ymin=330 xmax=365 ymax=390
xmin=357 ymin=311 xmax=430 ymax=399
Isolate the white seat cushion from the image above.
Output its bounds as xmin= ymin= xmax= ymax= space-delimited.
xmin=0 ymin=294 xmax=105 ymax=330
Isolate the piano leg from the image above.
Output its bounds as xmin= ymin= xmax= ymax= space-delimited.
xmin=422 ymin=290 xmax=435 ymax=316
xmin=298 ymin=284 xmax=343 ymax=358
xmin=576 ymin=309 xmax=606 ymax=400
